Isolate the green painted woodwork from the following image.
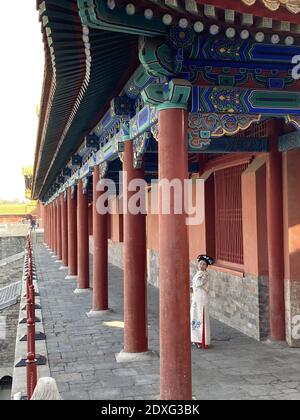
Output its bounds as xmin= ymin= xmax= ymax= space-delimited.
xmin=249 ymin=91 xmax=300 ymax=110
xmin=139 ymin=38 xmax=175 ymax=78
xmin=142 ymin=79 xmax=192 ymax=111
xmin=78 ymin=0 xmax=166 ymax=37
xmin=279 ymin=130 xmax=300 ymax=152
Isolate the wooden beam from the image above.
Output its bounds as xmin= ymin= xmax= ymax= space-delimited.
xmin=279 ymin=131 xmax=300 ymax=152
xmin=204 ymin=4 xmax=216 ymax=19
xmin=273 ymin=21 xmax=290 ymax=32
xmin=224 ymin=9 xmax=235 ymax=23
xmin=257 ymin=16 xmax=273 ymax=29
xmin=184 ymin=0 xmax=201 ymax=16
xmin=164 ymin=0 xmax=184 ymax=12
xmin=195 ymin=0 xmax=300 ymax=25
xmin=291 ymin=23 xmax=300 ymax=33
xmin=165 ymin=0 xmax=179 ymax=8
xmin=189 ymin=137 xmax=269 ymax=153
xmin=242 ymin=13 xmax=254 ymax=26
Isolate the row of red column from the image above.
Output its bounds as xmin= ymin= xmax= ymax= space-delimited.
xmin=42 ymin=110 xmax=286 ymax=400
xmin=43 ymin=107 xmax=191 ymax=399
xmin=43 ymin=177 xmax=111 ymax=311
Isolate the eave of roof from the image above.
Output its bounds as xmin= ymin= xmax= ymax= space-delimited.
xmin=33 ymin=0 xmax=300 ymax=201
xmin=32 ymin=0 xmax=138 ymax=200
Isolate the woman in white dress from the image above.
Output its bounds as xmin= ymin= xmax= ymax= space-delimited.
xmin=190 ymin=254 xmax=214 ymax=349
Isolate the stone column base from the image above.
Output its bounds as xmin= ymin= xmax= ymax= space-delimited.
xmin=73 ymin=288 xmax=91 ymax=294
xmin=115 ymin=350 xmax=158 ymax=363
xmin=86 ymin=309 xmax=113 ymax=318
xmin=65 ymin=275 xmax=77 ymax=280
xmin=285 ymin=279 xmax=300 ymax=347
xmin=59 ymin=265 xmax=68 ymax=270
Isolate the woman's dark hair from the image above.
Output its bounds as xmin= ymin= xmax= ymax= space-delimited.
xmin=197 ymin=255 xmax=215 ymax=265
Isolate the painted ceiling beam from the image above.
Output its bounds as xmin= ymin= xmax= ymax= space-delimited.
xmin=279 ymin=130 xmax=300 ymax=151
xmin=191 ymin=86 xmax=300 ymax=115
xmin=195 ymin=0 xmax=300 ymax=23
xmin=185 ymin=0 xmax=201 ymax=15
xmin=188 ymin=136 xmax=269 ymax=153
xmin=224 ymin=9 xmax=235 ymax=23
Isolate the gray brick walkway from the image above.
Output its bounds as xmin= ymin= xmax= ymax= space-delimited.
xmin=34 ymin=244 xmax=300 ymax=400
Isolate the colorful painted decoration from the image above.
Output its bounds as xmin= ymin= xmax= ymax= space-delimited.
xmin=189 ymin=113 xmax=261 ymax=138
xmin=79 ymin=163 xmax=91 ymax=180
xmin=71 ymin=184 xmax=76 ymax=200
xmin=142 ymin=79 xmax=192 ymax=110
xmin=188 ymin=134 xmax=269 ymax=153
xmin=133 ymin=132 xmax=151 ymax=169
xmin=139 ymin=38 xmax=176 ymax=78
xmin=188 ymin=134 xmax=212 ymax=151
xmin=78 ymin=0 xmax=166 ymax=36
xmin=130 ymin=107 xmax=151 ymax=139
xmin=279 ymin=130 xmax=300 ymax=152
xmin=124 ymin=66 xmax=154 ymax=100
xmin=168 ymin=25 xmax=195 ymax=50
xmin=111 ymin=96 xmax=133 ymax=117
xmin=241 ymin=0 xmax=300 ymax=14
xmin=99 ymin=161 xmax=108 ymax=179
xmin=191 ymin=87 xmax=300 ymax=115
xmin=189 ymin=35 xmax=300 ymax=65
xmin=82 ymin=177 xmax=89 ymax=195
xmin=72 ymin=154 xmax=82 ymax=167
xmin=151 ymin=124 xmax=159 ymax=142
xmin=286 ymin=115 xmax=300 ymax=129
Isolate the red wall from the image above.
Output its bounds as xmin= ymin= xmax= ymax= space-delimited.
xmin=242 ymin=157 xmax=268 ymax=276
xmin=283 ymin=149 xmax=300 ymax=281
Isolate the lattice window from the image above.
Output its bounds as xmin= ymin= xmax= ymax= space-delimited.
xmin=237 ymin=120 xmax=269 ymax=138
xmin=214 ymin=163 xmax=248 ymax=266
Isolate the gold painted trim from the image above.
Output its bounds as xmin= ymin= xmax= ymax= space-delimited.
xmin=241 ymin=0 xmax=300 ymax=14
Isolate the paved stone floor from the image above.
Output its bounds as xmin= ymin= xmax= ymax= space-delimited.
xmin=35 ymin=244 xmax=300 ymax=400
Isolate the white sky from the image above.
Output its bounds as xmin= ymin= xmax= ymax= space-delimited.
xmin=0 ymin=0 xmax=44 ymax=201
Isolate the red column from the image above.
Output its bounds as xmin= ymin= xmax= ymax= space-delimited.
xmin=123 ymin=141 xmax=148 ymax=353
xmin=282 ymin=148 xmax=300 ymax=347
xmin=266 ymin=122 xmax=285 ymax=341
xmin=53 ymin=200 xmax=58 ymax=256
xmin=56 ymin=197 xmax=62 ymax=261
xmin=49 ymin=204 xmax=51 ymax=249
xmin=44 ymin=206 xmax=48 ymax=245
xmin=48 ymin=205 xmax=50 ymax=246
xmin=67 ymin=187 xmax=77 ymax=276
xmin=76 ymin=179 xmax=89 ymax=290
xmin=91 ymin=166 xmax=108 ymax=311
xmin=50 ymin=203 xmax=54 ymax=251
xmin=158 ymin=108 xmax=192 ymax=400
xmin=46 ymin=206 xmax=49 ymax=245
xmin=61 ymin=192 xmax=68 ymax=267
